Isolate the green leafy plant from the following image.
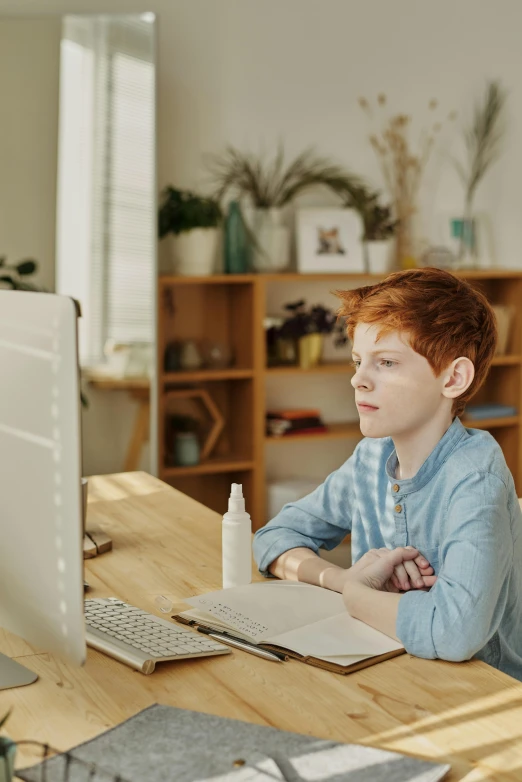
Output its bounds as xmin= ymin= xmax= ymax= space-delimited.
xmin=158 ymin=187 xmax=222 ymax=238
xmin=277 ymin=300 xmax=347 ymax=346
xmin=0 ymin=257 xmax=39 ymax=290
xmin=452 ymin=80 xmax=507 ymax=217
xmin=342 ymin=185 xmax=397 ymax=241
xmin=209 ymin=145 xmax=365 ymax=208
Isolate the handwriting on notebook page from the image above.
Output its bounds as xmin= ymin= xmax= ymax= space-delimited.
xmin=198 ymin=601 xmax=269 ymax=640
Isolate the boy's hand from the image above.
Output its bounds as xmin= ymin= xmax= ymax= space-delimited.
xmin=348 ymin=547 xmax=437 ymax=593
xmin=389 ymin=553 xmax=437 ymax=592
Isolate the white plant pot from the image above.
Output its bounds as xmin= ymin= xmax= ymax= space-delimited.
xmin=171 ymin=228 xmax=219 ymax=276
xmin=365 ymin=240 xmax=395 ymax=274
xmin=246 ymin=208 xmax=290 ymax=272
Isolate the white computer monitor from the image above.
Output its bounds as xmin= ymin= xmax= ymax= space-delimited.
xmin=0 ymin=290 xmax=86 ymax=689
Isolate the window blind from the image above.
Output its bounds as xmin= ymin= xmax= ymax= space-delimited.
xmin=57 ymin=16 xmax=155 ymax=366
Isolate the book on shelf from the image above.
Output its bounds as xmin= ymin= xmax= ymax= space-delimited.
xmin=464 ymin=403 xmax=517 ymax=420
xmin=266 ymin=408 xmax=327 ymax=437
xmin=174 ymin=580 xmax=404 ymax=675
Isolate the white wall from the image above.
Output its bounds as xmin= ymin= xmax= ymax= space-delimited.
xmin=0 ymin=18 xmax=60 ymax=291
xmin=3 ymin=0 xmax=522 ymax=482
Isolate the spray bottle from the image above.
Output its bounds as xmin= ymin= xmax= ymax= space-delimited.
xmin=222 ymin=483 xmax=252 ymax=589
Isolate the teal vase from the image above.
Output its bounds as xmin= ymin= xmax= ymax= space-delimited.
xmin=224 ymin=201 xmax=251 ymax=274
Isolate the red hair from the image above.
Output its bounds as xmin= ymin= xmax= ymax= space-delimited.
xmin=336 ymin=267 xmax=497 ymax=417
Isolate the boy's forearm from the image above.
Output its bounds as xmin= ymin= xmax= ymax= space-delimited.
xmin=268 ymin=547 xmax=347 ymax=592
xmin=344 ymin=583 xmax=402 ymax=641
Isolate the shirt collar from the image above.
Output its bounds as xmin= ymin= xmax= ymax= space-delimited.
xmin=386 ymin=417 xmax=467 ymax=494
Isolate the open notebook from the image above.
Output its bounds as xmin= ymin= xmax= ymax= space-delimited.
xmin=174 ymin=581 xmax=404 ymax=674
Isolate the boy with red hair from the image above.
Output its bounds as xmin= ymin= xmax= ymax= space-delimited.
xmin=254 ymin=268 xmax=522 ymax=680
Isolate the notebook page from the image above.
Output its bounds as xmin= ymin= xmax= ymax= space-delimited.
xmin=184 ymin=581 xmax=345 ymax=643
xmin=266 ymin=611 xmax=403 ymax=659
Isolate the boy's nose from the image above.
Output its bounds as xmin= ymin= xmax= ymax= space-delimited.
xmin=351 ymin=368 xmax=372 ymax=390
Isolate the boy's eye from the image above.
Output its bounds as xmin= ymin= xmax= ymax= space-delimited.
xmin=351 ymin=360 xmax=361 ymax=368
xmin=381 ymin=359 xmax=396 ymax=368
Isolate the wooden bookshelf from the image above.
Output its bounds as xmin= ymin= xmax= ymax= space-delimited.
xmin=158 ymin=270 xmax=522 ymax=529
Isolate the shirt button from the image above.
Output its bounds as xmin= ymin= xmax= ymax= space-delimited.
xmin=394 ymin=504 xmax=402 ymax=513
xmin=393 ymin=484 xmax=400 ymax=492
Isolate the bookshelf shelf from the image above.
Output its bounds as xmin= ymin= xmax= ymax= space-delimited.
xmin=163 ymin=369 xmax=254 ymax=384
xmin=161 ymin=457 xmax=255 ymax=478
xmin=158 ymin=269 xmax=522 ymax=527
xmin=266 ymin=362 xmax=352 ymax=375
xmin=266 ymin=422 xmax=361 ymax=443
xmin=462 ymin=416 xmax=520 ymax=430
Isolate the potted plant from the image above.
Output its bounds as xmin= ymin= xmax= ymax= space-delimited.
xmin=0 ymin=710 xmax=15 ymax=782
xmin=158 ymin=187 xmax=223 ymax=276
xmin=209 ymin=145 xmax=364 ymax=272
xmin=339 ymin=184 xmax=397 ymax=273
xmin=362 ymin=198 xmax=398 ymax=274
xmin=276 ymin=300 xmax=347 ymax=369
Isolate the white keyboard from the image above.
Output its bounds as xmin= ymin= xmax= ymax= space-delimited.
xmin=84 ymin=597 xmax=230 ymax=674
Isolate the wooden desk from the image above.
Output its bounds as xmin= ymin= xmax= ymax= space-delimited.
xmin=3 ymin=472 xmax=522 ymax=781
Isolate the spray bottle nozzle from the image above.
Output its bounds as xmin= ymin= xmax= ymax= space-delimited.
xmin=228 ymin=482 xmax=245 ymax=513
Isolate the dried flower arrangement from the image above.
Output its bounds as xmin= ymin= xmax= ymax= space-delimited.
xmin=359 ymin=93 xmax=456 ymax=267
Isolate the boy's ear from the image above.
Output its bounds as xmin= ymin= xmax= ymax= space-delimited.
xmin=441 ymin=357 xmax=475 ymax=400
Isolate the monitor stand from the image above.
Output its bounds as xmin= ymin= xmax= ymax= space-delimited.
xmin=0 ymin=652 xmax=38 ymax=690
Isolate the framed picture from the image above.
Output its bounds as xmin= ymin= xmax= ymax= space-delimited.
xmin=296 ymin=208 xmax=365 ymax=274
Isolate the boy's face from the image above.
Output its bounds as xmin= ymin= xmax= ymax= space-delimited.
xmin=351 ymin=323 xmax=451 ymax=439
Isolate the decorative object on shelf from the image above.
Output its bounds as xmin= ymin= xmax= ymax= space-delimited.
xmin=202 ymin=340 xmax=234 ymax=369
xmin=165 ymin=413 xmax=200 ymax=466
xmin=464 ymin=403 xmax=517 ymax=420
xmin=264 ymin=316 xmax=285 ymax=367
xmin=0 ymin=710 xmax=15 ymax=782
xmin=298 ymin=333 xmax=324 ymax=370
xmin=266 ymin=408 xmax=327 ymax=437
xmin=419 ymin=245 xmax=456 ymax=270
xmin=165 ymin=388 xmax=224 ymax=462
xmin=492 ymin=304 xmax=515 ymax=356
xmin=296 ymin=208 xmax=364 ymax=274
xmin=175 ymin=431 xmax=201 ymax=467
xmin=359 ymin=93 xmax=454 ymax=270
xmin=224 ymin=200 xmax=252 ymax=274
xmin=179 ymin=339 xmax=203 ymax=370
xmin=268 ymin=300 xmax=348 ymax=369
xmin=341 ymin=185 xmax=398 ymax=274
xmin=164 ymin=340 xmax=182 ymax=372
xmin=0 ymin=256 xmax=39 ymax=290
xmin=158 ymin=186 xmax=222 ymax=276
xmin=450 ymin=81 xmax=507 ymax=269
xmin=362 ymin=199 xmax=398 ymax=274
xmin=209 ymin=145 xmax=365 ymax=273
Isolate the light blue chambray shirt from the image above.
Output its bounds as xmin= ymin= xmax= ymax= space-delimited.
xmin=253 ymin=417 xmax=522 ymax=681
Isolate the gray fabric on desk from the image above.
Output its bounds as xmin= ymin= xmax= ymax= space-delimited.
xmin=17 ymin=703 xmax=450 ymax=782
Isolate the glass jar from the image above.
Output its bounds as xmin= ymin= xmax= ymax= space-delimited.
xmin=174 ymin=432 xmax=200 ymax=466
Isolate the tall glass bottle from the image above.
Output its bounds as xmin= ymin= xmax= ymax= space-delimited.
xmin=224 ymin=200 xmax=251 ymax=274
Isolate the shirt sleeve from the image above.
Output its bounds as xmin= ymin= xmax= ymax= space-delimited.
xmin=252 ymin=452 xmax=356 ymax=576
xmin=396 ymin=471 xmax=514 ymax=662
